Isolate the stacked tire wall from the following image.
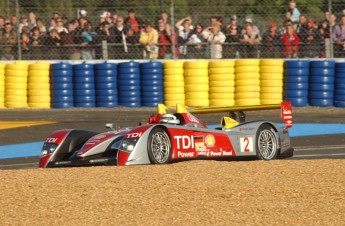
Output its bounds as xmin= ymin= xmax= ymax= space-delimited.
xmin=334 ymin=62 xmax=345 ymax=107
xmin=51 ymin=63 xmax=73 ymax=108
xmin=118 ymin=61 xmax=141 ymax=108
xmin=28 ymin=63 xmax=51 ymax=108
xmin=5 ymin=62 xmax=28 ymax=108
xmin=140 ymin=61 xmax=163 ymax=107
xmin=0 ymin=64 xmax=5 ymax=108
xmin=163 ymin=61 xmax=185 ymax=107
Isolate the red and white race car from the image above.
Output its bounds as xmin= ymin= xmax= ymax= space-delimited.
xmin=39 ymin=102 xmax=294 ymax=168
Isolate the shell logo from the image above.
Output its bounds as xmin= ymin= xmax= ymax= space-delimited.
xmin=93 ymin=134 xmax=107 ymax=140
xmin=205 ymin=134 xmax=215 ymax=147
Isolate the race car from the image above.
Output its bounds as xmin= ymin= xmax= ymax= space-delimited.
xmin=39 ymin=102 xmax=294 ymax=168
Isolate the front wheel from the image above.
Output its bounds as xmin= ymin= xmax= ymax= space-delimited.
xmin=256 ymin=124 xmax=279 ymax=160
xmin=147 ymin=127 xmax=172 ymax=164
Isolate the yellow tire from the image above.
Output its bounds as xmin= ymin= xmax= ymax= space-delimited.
xmin=209 ymin=92 xmax=235 ymax=99
xmin=5 ymin=102 xmax=28 ymax=108
xmin=184 ymin=61 xmax=209 ymax=69
xmin=28 ymin=89 xmax=51 ymax=96
xmin=28 ymin=102 xmax=51 ymax=108
xmin=28 ymin=96 xmax=51 ymax=103
xmin=164 ymin=100 xmax=185 ymax=107
xmin=164 ymin=81 xmax=185 ymax=88
xmin=0 ymin=91 xmax=4 ymax=97
xmin=208 ymin=67 xmax=235 ymax=75
xmin=235 ymin=92 xmax=260 ymax=99
xmin=0 ymin=64 xmax=5 ymax=69
xmin=5 ymin=64 xmax=28 ymax=71
xmin=236 ymin=79 xmax=260 ymax=86
xmin=28 ymin=70 xmax=50 ymax=78
xmin=164 ymin=68 xmax=184 ymax=75
xmin=185 ymin=99 xmax=209 ymax=107
xmin=28 ymin=83 xmax=51 ymax=90
xmin=164 ymin=94 xmax=185 ymax=101
xmin=260 ymin=79 xmax=283 ymax=87
xmin=184 ymin=69 xmax=208 ymax=77
xmin=235 ymin=66 xmax=260 ymax=74
xmin=261 ymin=87 xmax=283 ymax=93
xmin=235 ymin=98 xmax=261 ymax=106
xmin=28 ymin=76 xmax=50 ymax=83
xmin=260 ymin=99 xmax=282 ymax=105
xmin=209 ymin=80 xmax=235 ymax=87
xmin=5 ymin=76 xmax=28 ymax=84
xmin=210 ymin=86 xmax=235 ymax=93
xmin=260 ymin=66 xmax=284 ymax=74
xmin=260 ymin=59 xmax=284 ymax=67
xmin=185 ymin=92 xmax=209 ymax=99
xmin=5 ymin=96 xmax=27 ymax=102
xmin=260 ymin=73 xmax=284 ymax=80
xmin=5 ymin=83 xmax=27 ymax=89
xmin=28 ymin=63 xmax=51 ymax=71
xmin=5 ymin=89 xmax=27 ymax=96
xmin=164 ymin=75 xmax=184 ymax=82
xmin=235 ymin=59 xmax=260 ymax=67
xmin=260 ymin=93 xmax=283 ymax=100
xmin=185 ymin=84 xmax=209 ymax=92
xmin=164 ymin=60 xmax=184 ymax=69
xmin=209 ymin=60 xmax=235 ymax=68
xmin=164 ymin=87 xmax=185 ymax=94
xmin=209 ymin=99 xmax=235 ymax=106
xmin=185 ymin=76 xmax=209 ymax=84
xmin=235 ymin=86 xmax=260 ymax=92
xmin=5 ymin=69 xmax=28 ymax=77
xmin=235 ymin=72 xmax=260 ymax=80
xmin=209 ymin=73 xmax=235 ymax=81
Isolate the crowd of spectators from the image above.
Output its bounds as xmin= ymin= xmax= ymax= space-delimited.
xmin=0 ymin=1 xmax=345 ymax=60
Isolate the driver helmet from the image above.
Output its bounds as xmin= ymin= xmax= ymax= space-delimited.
xmin=159 ymin=114 xmax=180 ymax=125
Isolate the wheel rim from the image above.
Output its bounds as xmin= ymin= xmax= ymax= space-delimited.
xmin=258 ymin=129 xmax=277 ymax=159
xmin=150 ymin=131 xmax=170 ymax=163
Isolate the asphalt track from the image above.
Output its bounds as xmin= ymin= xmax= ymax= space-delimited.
xmin=0 ymin=106 xmax=345 ymax=169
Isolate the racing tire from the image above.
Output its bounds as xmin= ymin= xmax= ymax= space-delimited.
xmin=260 ymin=80 xmax=283 ymax=87
xmin=260 ymin=73 xmax=283 ymax=80
xmin=163 ymin=68 xmax=184 ymax=75
xmin=209 ymin=68 xmax=235 ymax=75
xmin=235 ymin=59 xmax=260 ymax=67
xmin=209 ymin=60 xmax=235 ymax=68
xmin=209 ymin=73 xmax=235 ymax=81
xmin=284 ymin=60 xmax=309 ymax=68
xmin=334 ymin=100 xmax=345 ymax=107
xmin=184 ymin=69 xmax=208 ymax=77
xmin=260 ymin=66 xmax=284 ymax=74
xmin=255 ymin=124 xmax=279 ymax=160
xmin=235 ymin=72 xmax=260 ymax=80
xmin=260 ymin=59 xmax=284 ymax=67
xmin=147 ymin=127 xmax=172 ymax=164
xmin=184 ymin=61 xmax=209 ymax=69
xmin=163 ymin=61 xmax=184 ymax=69
xmin=235 ymin=66 xmax=260 ymax=74
xmin=310 ymin=60 xmax=335 ymax=69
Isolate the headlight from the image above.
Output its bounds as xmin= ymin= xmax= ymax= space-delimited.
xmin=120 ymin=138 xmax=139 ymax=153
xmin=40 ymin=144 xmax=58 ymax=157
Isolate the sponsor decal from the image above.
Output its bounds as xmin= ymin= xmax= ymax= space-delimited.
xmin=240 ymin=137 xmax=254 ymax=152
xmin=45 ymin=137 xmax=58 ymax=143
xmin=187 ymin=114 xmax=200 ymax=123
xmin=194 ymin=136 xmax=205 ymax=152
xmin=205 ymin=134 xmax=215 ymax=147
xmin=126 ymin=132 xmax=142 ymax=139
xmin=281 ymin=102 xmax=293 ymax=129
xmin=221 ymin=148 xmax=233 ymax=156
xmin=174 ymin=135 xmax=195 ymax=149
xmin=177 ymin=151 xmax=195 ymax=158
xmin=93 ymin=134 xmax=106 ymax=140
xmin=207 ymin=151 xmax=222 ymax=157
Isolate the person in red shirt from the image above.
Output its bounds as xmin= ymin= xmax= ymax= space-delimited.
xmin=125 ymin=9 xmax=144 ymax=33
xmin=282 ymin=24 xmax=300 ymax=58
xmin=159 ymin=23 xmax=179 ymax=59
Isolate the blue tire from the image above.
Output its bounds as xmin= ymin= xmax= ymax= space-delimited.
xmin=310 ymin=60 xmax=335 ymax=69
xmin=142 ymin=97 xmax=164 ymax=103
xmin=52 ymin=95 xmax=74 ymax=103
xmin=309 ymin=68 xmax=335 ymax=77
xmin=73 ymin=63 xmax=94 ymax=71
xmin=335 ymin=95 xmax=345 ymax=101
xmin=284 ymin=82 xmax=308 ymax=90
xmin=119 ymin=96 xmax=141 ymax=102
xmin=142 ymin=102 xmax=160 ymax=107
xmin=335 ymin=83 xmax=345 ymax=89
xmin=284 ymin=90 xmax=308 ymax=98
xmin=284 ymin=75 xmax=308 ymax=83
xmin=309 ymin=98 xmax=333 ymax=107
xmin=118 ymin=79 xmax=140 ymax=86
xmin=95 ymin=63 xmax=117 ymax=70
xmin=141 ymin=86 xmax=164 ymax=92
xmin=284 ymin=60 xmax=309 ymax=68
xmin=284 ymin=68 xmax=309 ymax=76
xmin=51 ymin=70 xmax=73 ymax=77
xmin=74 ymin=83 xmax=95 ymax=90
xmin=51 ymin=82 xmax=73 ymax=90
xmin=284 ymin=97 xmax=308 ymax=107
xmin=96 ymin=102 xmax=118 ymax=108
xmin=74 ymin=102 xmax=96 ymax=108
xmin=51 ymin=76 xmax=73 ymax=83
xmin=309 ymin=76 xmax=335 ymax=84
xmin=118 ymin=90 xmax=141 ymax=97
xmin=141 ymin=74 xmax=163 ymax=81
xmin=141 ymin=80 xmax=163 ymax=86
xmin=118 ymin=61 xmax=140 ymax=68
xmin=335 ymin=78 xmax=345 ymax=84
xmin=52 ymin=89 xmax=73 ymax=96
xmin=118 ymin=102 xmax=141 ymax=107
xmin=74 ymin=76 xmax=94 ymax=83
xmin=74 ymin=95 xmax=96 ymax=103
xmin=118 ymin=85 xmax=140 ymax=91
xmin=95 ymin=76 xmax=116 ymax=83
xmin=96 ymin=95 xmax=118 ymax=102
xmin=117 ymin=73 xmax=140 ymax=80
xmin=95 ymin=82 xmax=117 ymax=90
xmin=334 ymin=100 xmax=345 ymax=107
xmin=140 ymin=61 xmax=163 ymax=69
xmin=74 ymin=89 xmax=96 ymax=96
xmin=96 ymin=89 xmax=118 ymax=96
xmin=52 ymin=102 xmax=74 ymax=108
xmin=73 ymin=70 xmax=94 ymax=77
xmin=308 ymin=91 xmax=334 ymax=99
xmin=335 ymin=73 xmax=345 ymax=79
xmin=95 ymin=70 xmax=117 ymax=77
xmin=140 ymin=68 xmax=163 ymax=75
xmin=335 ymin=88 xmax=345 ymax=95
xmin=118 ymin=67 xmax=140 ymax=74
xmin=141 ymin=91 xmax=164 ymax=98
xmin=309 ymin=83 xmax=334 ymax=91
xmin=51 ymin=63 xmax=72 ymax=70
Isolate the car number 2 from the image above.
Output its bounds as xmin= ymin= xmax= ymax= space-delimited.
xmin=240 ymin=137 xmax=253 ymax=152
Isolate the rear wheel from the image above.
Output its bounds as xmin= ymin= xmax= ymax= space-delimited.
xmin=147 ymin=127 xmax=171 ymax=164
xmin=256 ymin=124 xmax=279 ymax=160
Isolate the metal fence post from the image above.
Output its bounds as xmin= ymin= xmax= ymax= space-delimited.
xmin=170 ymin=0 xmax=176 ymax=59
xmin=102 ymin=40 xmax=108 ymax=60
xmin=328 ymin=0 xmax=334 ymax=58
xmin=15 ymin=0 xmax=21 ymax=60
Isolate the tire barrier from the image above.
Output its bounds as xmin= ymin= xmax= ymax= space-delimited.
xmin=28 ymin=63 xmax=51 ymax=108
xmin=73 ymin=63 xmax=96 ymax=108
xmin=235 ymin=59 xmax=260 ymax=106
xmin=94 ymin=62 xmax=118 ymax=108
xmin=118 ymin=61 xmax=141 ymax=107
xmin=308 ymin=60 xmax=335 ymax=107
xmin=260 ymin=59 xmax=284 ymax=105
xmin=51 ymin=63 xmax=74 ymax=108
xmin=0 ymin=64 xmax=5 ymax=108
xmin=283 ymin=60 xmax=309 ymax=107
xmin=334 ymin=62 xmax=345 ymax=107
xmin=208 ymin=60 xmax=235 ymax=106
xmin=164 ymin=60 xmax=185 ymax=107
xmin=184 ymin=61 xmax=209 ymax=107
xmin=140 ymin=61 xmax=163 ymax=107
xmin=5 ymin=62 xmax=28 ymax=108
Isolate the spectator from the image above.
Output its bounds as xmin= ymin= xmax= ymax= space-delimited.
xmin=228 ymin=15 xmax=242 ymax=34
xmin=296 ymin=14 xmax=307 ymax=34
xmin=55 ymin=18 xmax=68 ymax=34
xmin=176 ymin=17 xmax=193 ymax=58
xmin=282 ymin=24 xmax=300 ymax=58
xmin=110 ymin=16 xmax=128 ymax=58
xmin=239 ymin=23 xmax=261 ymax=58
xmin=44 ymin=28 xmax=63 ymax=59
xmin=10 ymin=16 xmax=17 ymax=32
xmin=20 ymin=32 xmax=30 ymax=59
xmin=0 ymin=23 xmax=17 ymax=60
xmin=61 ymin=23 xmax=81 ymax=60
xmin=202 ymin=23 xmax=226 ymax=59
xmin=300 ymin=19 xmax=322 ymax=58
xmin=36 ymin=18 xmax=47 ymax=35
xmin=48 ymin=18 xmax=57 ymax=32
xmin=224 ymin=23 xmax=241 ymax=58
xmin=18 ymin=16 xmax=28 ymax=34
xmin=29 ymin=27 xmax=43 ymax=59
xmin=262 ymin=22 xmax=282 ymax=58
xmin=333 ymin=15 xmax=345 ymax=57
xmin=28 ymin=12 xmax=37 ymax=29
xmin=187 ymin=23 xmax=207 ymax=59
xmin=159 ymin=23 xmax=178 ymax=59
xmin=125 ymin=28 xmax=141 ymax=59
xmin=110 ymin=14 xmax=118 ymax=28
xmin=158 ymin=11 xmax=169 ymax=25
xmin=289 ymin=0 xmax=300 ymax=23
xmin=79 ymin=9 xmax=88 ymax=19
xmin=0 ymin=16 xmax=5 ymax=31
xmin=125 ymin=9 xmax=144 ymax=33
xmin=139 ymin=21 xmax=158 ymax=59
xmin=242 ymin=17 xmax=260 ymax=35
xmin=80 ymin=22 xmax=96 ymax=60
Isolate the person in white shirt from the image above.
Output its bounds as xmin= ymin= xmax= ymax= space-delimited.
xmin=202 ymin=24 xmax=226 ymax=59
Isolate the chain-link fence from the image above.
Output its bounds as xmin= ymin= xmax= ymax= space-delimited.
xmin=0 ymin=0 xmax=344 ymax=60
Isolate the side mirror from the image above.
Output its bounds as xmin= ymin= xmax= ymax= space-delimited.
xmin=105 ymin=123 xmax=115 ymax=131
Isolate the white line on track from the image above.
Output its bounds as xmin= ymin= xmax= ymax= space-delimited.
xmin=0 ymin=162 xmax=37 ymax=168
xmin=295 ymin=146 xmax=345 ymax=151
xmin=293 ymin=153 xmax=345 ymax=158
